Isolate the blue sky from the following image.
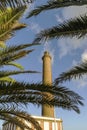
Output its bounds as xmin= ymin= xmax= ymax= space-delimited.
xmin=1 ymin=1 xmax=87 ymax=130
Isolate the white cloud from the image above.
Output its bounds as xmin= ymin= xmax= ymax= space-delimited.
xmin=81 ymin=50 xmax=87 ymax=62
xmin=55 ymin=14 xmax=64 ymax=23
xmin=43 ymin=41 xmax=55 ymax=64
xmin=58 ymin=37 xmax=87 ymax=59
xmin=62 ymin=5 xmax=87 ymax=20
xmin=50 ymin=49 xmax=55 ymax=65
xmin=22 ymin=3 xmax=35 ymax=18
xmin=29 ymin=22 xmax=42 ymax=33
xmin=74 ymin=76 xmax=87 ymax=88
xmin=72 ymin=60 xmax=79 ymax=66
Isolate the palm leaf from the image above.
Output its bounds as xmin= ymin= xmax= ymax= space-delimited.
xmin=1 ymin=113 xmax=30 ymax=130
xmin=0 ymin=108 xmax=41 ymax=130
xmin=27 ymin=0 xmax=87 ymax=18
xmin=0 ymin=70 xmax=40 ymax=78
xmin=0 ymin=6 xmax=27 ymax=41
xmin=0 ymin=41 xmax=6 ymax=48
xmin=0 ymin=49 xmax=34 ymax=66
xmin=0 ymin=0 xmax=32 ymax=10
xmin=6 ymin=62 xmax=24 ymax=70
xmin=0 ymin=82 xmax=84 ymax=113
xmin=0 ymin=42 xmax=40 ymax=67
xmin=0 ymin=76 xmax=15 ymax=82
xmin=0 ymin=42 xmax=40 ymax=57
xmin=55 ymin=61 xmax=87 ymax=84
xmin=33 ymin=15 xmax=87 ymax=43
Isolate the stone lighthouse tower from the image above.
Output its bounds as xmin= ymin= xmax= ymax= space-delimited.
xmin=42 ymin=51 xmax=54 ymax=117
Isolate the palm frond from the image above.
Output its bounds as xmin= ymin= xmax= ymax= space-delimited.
xmin=27 ymin=0 xmax=87 ymax=18
xmin=0 ymin=49 xmax=34 ymax=66
xmin=0 ymin=82 xmax=84 ymax=113
xmin=0 ymin=70 xmax=40 ymax=78
xmin=33 ymin=15 xmax=87 ymax=43
xmin=0 ymin=6 xmax=27 ymax=41
xmin=0 ymin=42 xmax=40 ymax=68
xmin=1 ymin=113 xmax=30 ymax=130
xmin=55 ymin=61 xmax=87 ymax=84
xmin=0 ymin=108 xmax=41 ymax=130
xmin=0 ymin=41 xmax=6 ymax=48
xmin=0 ymin=0 xmax=32 ymax=10
xmin=0 ymin=43 xmax=40 ymax=57
xmin=0 ymin=76 xmax=15 ymax=82
xmin=6 ymin=62 xmax=24 ymax=70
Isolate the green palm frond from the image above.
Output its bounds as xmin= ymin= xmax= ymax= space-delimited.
xmin=27 ymin=0 xmax=87 ymax=18
xmin=33 ymin=15 xmax=87 ymax=43
xmin=6 ymin=62 xmax=24 ymax=70
xmin=0 ymin=76 xmax=15 ymax=82
xmin=0 ymin=43 xmax=40 ymax=57
xmin=0 ymin=70 xmax=40 ymax=78
xmin=0 ymin=82 xmax=83 ymax=113
xmin=0 ymin=6 xmax=27 ymax=41
xmin=0 ymin=41 xmax=6 ymax=48
xmin=0 ymin=49 xmax=34 ymax=66
xmin=0 ymin=43 xmax=40 ymax=82
xmin=55 ymin=61 xmax=87 ymax=84
xmin=0 ymin=42 xmax=40 ymax=68
xmin=0 ymin=0 xmax=32 ymax=10
xmin=0 ymin=42 xmax=39 ymax=66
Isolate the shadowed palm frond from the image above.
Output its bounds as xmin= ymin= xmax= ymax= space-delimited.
xmin=33 ymin=15 xmax=87 ymax=43
xmin=27 ymin=0 xmax=87 ymax=18
xmin=55 ymin=61 xmax=87 ymax=84
xmin=1 ymin=114 xmax=31 ymax=130
xmin=0 ymin=82 xmax=84 ymax=113
xmin=0 ymin=6 xmax=27 ymax=41
xmin=0 ymin=0 xmax=33 ymax=10
xmin=0 ymin=108 xmax=41 ymax=130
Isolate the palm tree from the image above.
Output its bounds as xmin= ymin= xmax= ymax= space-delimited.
xmin=0 ymin=0 xmax=84 ymax=129
xmin=0 ymin=2 xmax=43 ymax=129
xmin=0 ymin=43 xmax=42 ymax=130
xmin=0 ymin=6 xmax=27 ymax=42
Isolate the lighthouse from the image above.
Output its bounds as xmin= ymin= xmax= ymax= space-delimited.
xmin=42 ymin=51 xmax=54 ymax=117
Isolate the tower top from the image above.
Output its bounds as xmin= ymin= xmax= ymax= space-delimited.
xmin=42 ymin=51 xmax=51 ymax=60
